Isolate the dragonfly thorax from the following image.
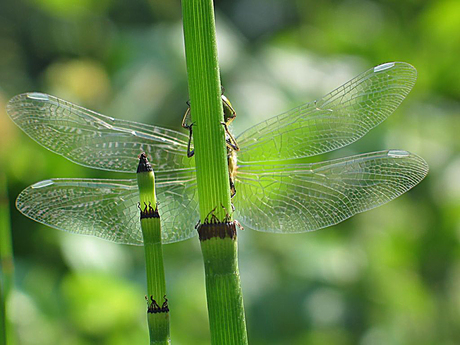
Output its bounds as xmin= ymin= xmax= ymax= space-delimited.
xmin=228 ymin=148 xmax=237 ymax=180
xmin=227 ymin=146 xmax=238 ymax=197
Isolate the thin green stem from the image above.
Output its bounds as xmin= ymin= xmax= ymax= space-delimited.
xmin=0 ymin=173 xmax=14 ymax=345
xmin=182 ymin=0 xmax=232 ymax=222
xmin=143 ymin=237 xmax=166 ymax=305
xmin=0 ymin=283 xmax=4 ymax=345
xmin=143 ymin=220 xmax=169 ymax=345
xmin=181 ymin=1 xmax=248 ymax=344
xmin=137 ymin=154 xmax=170 ymax=345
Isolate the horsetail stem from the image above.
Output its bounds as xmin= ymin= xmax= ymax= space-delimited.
xmin=137 ymin=153 xmax=170 ymax=345
xmin=182 ymin=1 xmax=248 ymax=343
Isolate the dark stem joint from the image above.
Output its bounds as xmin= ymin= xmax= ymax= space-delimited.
xmin=146 ymin=295 xmax=169 ymax=314
xmin=197 ymin=221 xmax=238 ymax=241
xmin=137 ymin=152 xmax=153 ymax=173
xmin=140 ymin=201 xmax=159 ymax=219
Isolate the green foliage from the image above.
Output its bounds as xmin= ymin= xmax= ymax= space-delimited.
xmin=0 ymin=174 xmax=14 ymax=345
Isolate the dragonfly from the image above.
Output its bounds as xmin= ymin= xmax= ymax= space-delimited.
xmin=182 ymin=90 xmax=240 ymax=196
xmin=182 ymin=89 xmax=239 ymax=158
xmin=7 ymin=62 xmax=428 ymax=245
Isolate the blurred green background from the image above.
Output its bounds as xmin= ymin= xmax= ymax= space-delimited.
xmin=1 ymin=0 xmax=459 ymax=344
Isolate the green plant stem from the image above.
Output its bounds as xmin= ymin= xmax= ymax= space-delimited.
xmin=181 ymin=0 xmax=232 ymax=221
xmin=142 ymin=218 xmax=169 ymax=345
xmin=137 ymin=155 xmax=170 ymax=345
xmin=199 ymin=224 xmax=248 ymax=344
xmin=143 ymin=230 xmax=166 ymax=308
xmin=0 ymin=281 xmax=4 ymax=345
xmin=0 ymin=173 xmax=14 ymax=345
xmin=181 ymin=1 xmax=248 ymax=344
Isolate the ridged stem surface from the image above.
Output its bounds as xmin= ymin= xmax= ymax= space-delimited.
xmin=137 ymin=157 xmax=170 ymax=345
xmin=182 ymin=2 xmax=248 ymax=343
xmin=182 ymin=0 xmax=232 ymax=221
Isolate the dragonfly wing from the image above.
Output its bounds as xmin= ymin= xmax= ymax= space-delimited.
xmin=16 ymin=173 xmax=200 ymax=245
xmin=16 ymin=178 xmax=144 ymax=245
xmin=237 ymin=62 xmax=417 ymax=163
xmin=7 ymin=93 xmax=192 ymax=173
xmin=155 ymin=169 xmax=200 ymax=243
xmin=234 ymin=150 xmax=428 ymax=233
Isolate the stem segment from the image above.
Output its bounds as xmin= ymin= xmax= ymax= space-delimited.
xmin=0 ymin=173 xmax=14 ymax=345
xmin=181 ymin=1 xmax=248 ymax=343
xmin=137 ymin=154 xmax=170 ymax=345
xmin=182 ymin=0 xmax=232 ymax=221
xmin=198 ymin=222 xmax=248 ymax=344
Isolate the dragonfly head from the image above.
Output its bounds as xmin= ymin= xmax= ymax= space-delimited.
xmin=222 ymin=94 xmax=236 ymax=125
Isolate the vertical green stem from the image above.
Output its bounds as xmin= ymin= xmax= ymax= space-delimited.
xmin=137 ymin=154 xmax=170 ymax=345
xmin=181 ymin=1 xmax=248 ymax=344
xmin=143 ymin=221 xmax=169 ymax=345
xmin=0 ymin=173 xmax=14 ymax=345
xmin=181 ymin=0 xmax=232 ymax=221
xmin=199 ymin=223 xmax=248 ymax=344
xmin=0 ymin=279 xmax=4 ymax=345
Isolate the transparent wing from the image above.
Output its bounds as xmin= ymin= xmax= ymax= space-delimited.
xmin=234 ymin=150 xmax=428 ymax=233
xmin=7 ymin=93 xmax=192 ymax=173
xmin=237 ymin=62 xmax=417 ymax=163
xmin=16 ymin=179 xmax=144 ymax=245
xmin=155 ymin=169 xmax=200 ymax=243
xmin=16 ymin=171 xmax=199 ymax=245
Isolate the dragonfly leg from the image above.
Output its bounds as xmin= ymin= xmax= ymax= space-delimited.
xmin=182 ymin=103 xmax=196 ymax=158
xmin=181 ymin=103 xmax=191 ymax=129
xmin=234 ymin=220 xmax=243 ymax=230
xmin=186 ymin=124 xmax=195 ymax=158
xmin=221 ymin=122 xmax=239 ymax=151
xmin=229 ymin=176 xmax=236 ymax=198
